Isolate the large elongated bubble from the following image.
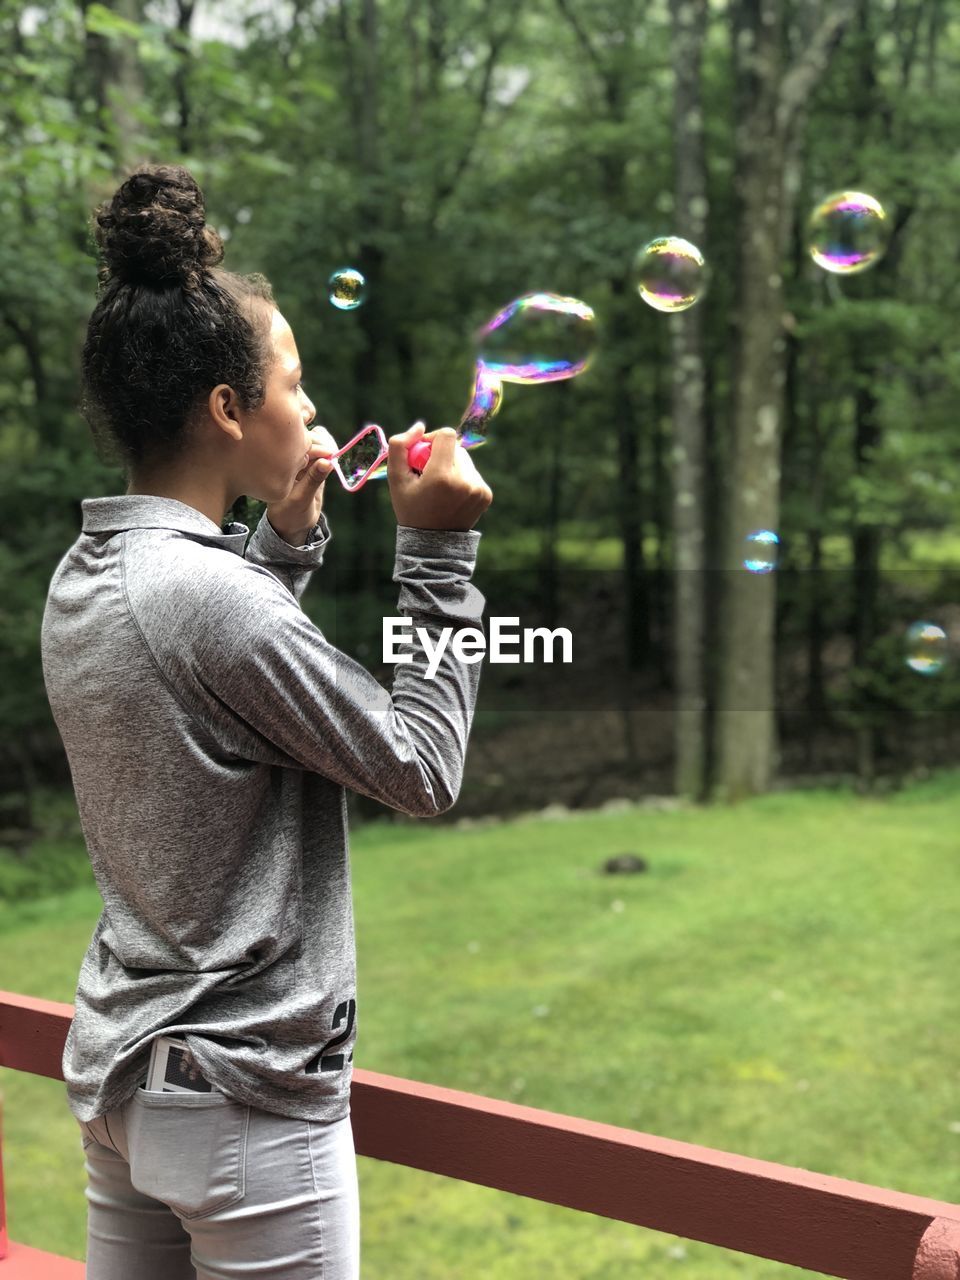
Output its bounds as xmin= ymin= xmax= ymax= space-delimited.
xmin=476 ymin=292 xmax=597 ymax=383
xmin=369 ymin=291 xmax=595 ymax=479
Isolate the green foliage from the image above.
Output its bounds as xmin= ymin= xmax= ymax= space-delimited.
xmin=0 ymin=786 xmax=92 ymax=902
xmin=3 ymin=0 xmax=960 ymax=800
xmin=0 ymin=442 xmax=121 ymax=743
xmin=833 ymin=629 xmax=960 ymax=734
xmin=0 ymin=837 xmax=93 ymax=903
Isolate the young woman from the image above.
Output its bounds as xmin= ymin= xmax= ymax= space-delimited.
xmin=40 ymin=162 xmax=492 ymax=1280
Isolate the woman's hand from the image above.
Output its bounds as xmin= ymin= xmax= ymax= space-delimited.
xmin=388 ymin=423 xmax=492 ymax=531
xmin=266 ymin=426 xmax=338 ymax=546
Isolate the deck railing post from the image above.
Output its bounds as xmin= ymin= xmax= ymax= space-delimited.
xmin=912 ymin=1218 xmax=960 ymax=1280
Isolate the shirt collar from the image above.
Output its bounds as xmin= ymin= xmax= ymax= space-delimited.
xmin=81 ymin=495 xmax=251 ymax=557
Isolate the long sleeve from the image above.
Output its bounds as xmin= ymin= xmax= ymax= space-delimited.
xmin=165 ymin=524 xmax=485 ymax=817
xmin=242 ymin=511 xmax=333 ymax=603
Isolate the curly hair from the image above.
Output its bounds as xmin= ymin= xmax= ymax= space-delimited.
xmin=79 ymin=162 xmax=278 ymax=476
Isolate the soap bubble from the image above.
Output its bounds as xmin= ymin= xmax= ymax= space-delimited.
xmin=743 ymin=530 xmax=779 ymax=574
xmin=634 ymin=236 xmax=706 ymax=313
xmin=905 ymin=621 xmax=947 ymax=675
xmin=476 ymin=292 xmax=596 ymax=383
xmin=368 ymin=292 xmax=594 ymax=481
xmin=368 ymin=366 xmax=498 ymax=484
xmin=328 ymin=267 xmax=367 ymax=310
xmin=807 ymin=191 xmax=888 ymax=275
xmin=458 ymin=364 xmax=503 ymax=442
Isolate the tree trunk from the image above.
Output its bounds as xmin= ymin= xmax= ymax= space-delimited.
xmin=346 ymin=0 xmax=387 ymax=600
xmin=601 ymin=110 xmax=646 ymax=766
xmin=805 ymin=524 xmax=826 ymax=766
xmin=851 ymin=381 xmax=882 ymax=672
xmin=602 ymin=224 xmax=647 ymax=677
xmin=669 ymin=0 xmax=709 ymax=799
xmin=714 ymin=0 xmax=787 ymax=800
xmin=713 ymin=0 xmax=855 ymax=800
xmin=171 ymin=0 xmax=196 ymax=155
xmin=104 ymin=0 xmax=149 ymax=171
xmin=608 ymin=278 xmax=645 ymax=770
xmin=552 ymin=2 xmax=646 ymax=763
xmin=845 ymin=0 xmax=919 ymax=781
xmin=650 ymin=358 xmax=671 ymax=689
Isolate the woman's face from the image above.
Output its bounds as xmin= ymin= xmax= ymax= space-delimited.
xmin=241 ymin=307 xmax=323 ymax=503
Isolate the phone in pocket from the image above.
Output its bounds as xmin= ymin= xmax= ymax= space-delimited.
xmin=144 ymin=1034 xmax=215 ymax=1093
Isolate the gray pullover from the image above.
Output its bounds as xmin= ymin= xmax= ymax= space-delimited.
xmin=40 ymin=495 xmax=484 ymax=1124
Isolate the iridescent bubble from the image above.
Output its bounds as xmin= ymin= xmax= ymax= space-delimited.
xmin=807 ymin=191 xmax=888 ymax=275
xmin=366 ymin=365 xmax=498 ymax=482
xmin=458 ymin=363 xmax=503 ymax=441
xmin=476 ymin=292 xmax=596 ymax=383
xmin=743 ymin=530 xmax=779 ymax=574
xmin=634 ymin=236 xmax=706 ymax=313
xmin=370 ymin=292 xmax=594 ymax=480
xmin=328 ymin=267 xmax=367 ymax=310
xmin=905 ymin=621 xmax=947 ymax=676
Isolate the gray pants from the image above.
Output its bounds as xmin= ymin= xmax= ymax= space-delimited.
xmin=77 ymin=1085 xmax=360 ymax=1279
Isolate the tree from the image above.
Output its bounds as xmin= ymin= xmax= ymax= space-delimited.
xmin=668 ymin=0 xmax=709 ymax=799
xmin=713 ymin=0 xmax=856 ymax=800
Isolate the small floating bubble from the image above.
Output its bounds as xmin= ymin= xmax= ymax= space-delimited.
xmin=743 ymin=530 xmax=779 ymax=574
xmin=328 ymin=267 xmax=367 ymax=310
xmin=807 ymin=191 xmax=888 ymax=275
xmin=634 ymin=236 xmax=706 ymax=312
xmin=905 ymin=621 xmax=947 ymax=675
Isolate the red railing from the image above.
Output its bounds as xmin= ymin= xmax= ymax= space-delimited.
xmin=2 ymin=989 xmax=959 ymax=1278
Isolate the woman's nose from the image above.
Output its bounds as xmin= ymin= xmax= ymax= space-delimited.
xmin=298 ymin=384 xmax=315 ymax=417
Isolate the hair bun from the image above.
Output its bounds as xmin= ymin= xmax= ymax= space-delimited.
xmin=93 ymin=163 xmax=224 ymax=289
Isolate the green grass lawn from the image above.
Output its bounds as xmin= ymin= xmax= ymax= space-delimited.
xmin=2 ymin=776 xmax=960 ymax=1277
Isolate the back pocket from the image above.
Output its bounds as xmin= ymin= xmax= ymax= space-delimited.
xmin=126 ymin=1090 xmax=250 ymax=1220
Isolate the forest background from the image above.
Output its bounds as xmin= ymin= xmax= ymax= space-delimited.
xmin=2 ymin=0 xmax=960 ymax=862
